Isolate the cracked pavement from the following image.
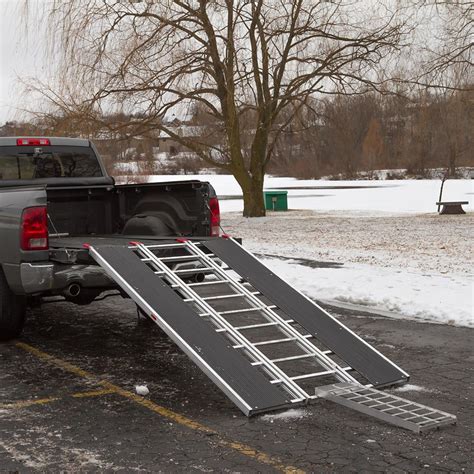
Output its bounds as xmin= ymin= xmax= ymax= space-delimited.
xmin=0 ymin=296 xmax=472 ymax=472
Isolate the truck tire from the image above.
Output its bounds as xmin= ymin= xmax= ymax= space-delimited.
xmin=0 ymin=269 xmax=26 ymax=341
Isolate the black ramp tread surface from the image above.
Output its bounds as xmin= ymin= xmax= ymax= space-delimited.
xmin=205 ymin=238 xmax=408 ymax=387
xmin=91 ymin=245 xmax=290 ymax=415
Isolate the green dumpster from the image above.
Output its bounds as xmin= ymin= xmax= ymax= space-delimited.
xmin=264 ymin=190 xmax=288 ymax=211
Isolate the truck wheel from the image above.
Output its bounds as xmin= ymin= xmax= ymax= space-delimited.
xmin=0 ymin=269 xmax=26 ymax=341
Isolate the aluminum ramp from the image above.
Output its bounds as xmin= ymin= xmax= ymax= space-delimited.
xmin=88 ymin=237 xmax=456 ymax=431
xmin=315 ymin=383 xmax=456 ymax=433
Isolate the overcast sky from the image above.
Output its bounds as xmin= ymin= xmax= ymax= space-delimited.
xmin=0 ymin=0 xmax=51 ymax=124
xmin=0 ymin=0 xmax=449 ymax=126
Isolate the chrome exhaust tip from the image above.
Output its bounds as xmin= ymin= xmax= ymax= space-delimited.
xmin=63 ymin=283 xmax=81 ymax=298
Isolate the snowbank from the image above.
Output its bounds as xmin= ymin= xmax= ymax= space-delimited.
xmin=259 ymin=257 xmax=473 ymax=328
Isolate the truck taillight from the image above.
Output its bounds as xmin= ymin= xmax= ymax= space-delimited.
xmin=209 ymin=197 xmax=221 ymax=237
xmin=16 ymin=138 xmax=51 ymax=146
xmin=20 ymin=207 xmax=49 ymax=251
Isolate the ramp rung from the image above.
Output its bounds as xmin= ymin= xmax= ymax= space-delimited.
xmin=154 ymin=267 xmax=214 ymax=276
xmin=380 ymin=402 xmax=412 ymax=412
xmin=201 ymin=305 xmax=277 ymax=317
xmin=315 ymin=383 xmax=456 ymax=433
xmin=292 ymin=368 xmax=351 ymax=381
xmin=271 ymin=367 xmax=352 ymax=385
xmin=272 ymin=370 xmax=334 ymax=384
xmin=274 ymin=351 xmax=332 ymax=362
xmin=185 ymin=291 xmax=260 ymax=303
xmin=420 ymin=415 xmax=449 ymax=424
xmin=158 ymin=255 xmax=201 ymax=262
xmin=216 ymin=319 xmax=294 ymax=333
xmin=251 ymin=351 xmax=333 ymax=367
xmin=134 ymin=242 xmax=187 ymax=249
xmin=186 ymin=280 xmax=228 ymax=288
xmin=233 ymin=334 xmax=312 ymax=349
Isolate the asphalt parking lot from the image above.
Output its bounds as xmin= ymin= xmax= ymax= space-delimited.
xmin=1 ymin=296 xmax=472 ymax=472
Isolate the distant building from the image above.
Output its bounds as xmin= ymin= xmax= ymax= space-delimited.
xmin=158 ymin=125 xmax=207 ymax=155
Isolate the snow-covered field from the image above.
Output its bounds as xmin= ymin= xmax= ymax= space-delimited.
xmin=144 ymin=174 xmax=473 ymax=214
xmin=140 ymin=174 xmax=472 ymax=327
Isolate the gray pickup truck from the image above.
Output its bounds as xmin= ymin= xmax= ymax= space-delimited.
xmin=0 ymin=137 xmax=221 ymax=340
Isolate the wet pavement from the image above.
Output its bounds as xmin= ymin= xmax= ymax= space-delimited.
xmin=0 ymin=296 xmax=472 ymax=472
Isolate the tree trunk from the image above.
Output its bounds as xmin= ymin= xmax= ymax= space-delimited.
xmin=233 ymin=168 xmax=266 ymax=217
xmin=448 ymin=147 xmax=456 ymax=177
xmin=242 ymin=179 xmax=266 ymax=217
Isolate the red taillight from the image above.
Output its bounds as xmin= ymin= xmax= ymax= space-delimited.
xmin=209 ymin=197 xmax=221 ymax=237
xmin=17 ymin=138 xmax=51 ymax=146
xmin=20 ymin=207 xmax=49 ymax=251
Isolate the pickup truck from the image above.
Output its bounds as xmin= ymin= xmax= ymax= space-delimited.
xmin=0 ymin=137 xmax=221 ymax=340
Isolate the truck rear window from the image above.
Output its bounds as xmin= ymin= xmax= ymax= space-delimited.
xmin=0 ymin=146 xmax=102 ymax=180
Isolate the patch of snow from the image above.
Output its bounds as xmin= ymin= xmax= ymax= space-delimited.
xmin=0 ymin=441 xmax=46 ymax=469
xmin=393 ymin=384 xmax=434 ymax=393
xmin=135 ymin=385 xmax=150 ymax=396
xmin=114 ymin=161 xmax=139 ymax=173
xmin=378 ymin=343 xmax=396 ymax=349
xmin=260 ymin=408 xmax=309 ymax=422
xmin=67 ymin=448 xmax=115 ymax=469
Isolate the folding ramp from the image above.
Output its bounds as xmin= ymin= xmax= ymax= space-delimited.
xmin=88 ymin=237 xmax=456 ymax=432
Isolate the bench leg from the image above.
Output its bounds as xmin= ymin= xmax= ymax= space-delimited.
xmin=440 ymin=204 xmax=466 ymax=215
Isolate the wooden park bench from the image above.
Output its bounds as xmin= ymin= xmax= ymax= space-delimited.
xmin=436 ymin=201 xmax=469 ymax=215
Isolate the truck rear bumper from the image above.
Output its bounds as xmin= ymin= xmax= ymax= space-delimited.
xmin=5 ymin=262 xmax=115 ymax=295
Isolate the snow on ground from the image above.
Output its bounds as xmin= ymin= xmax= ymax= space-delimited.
xmin=223 ymin=211 xmax=472 ymax=275
xmin=258 ymin=256 xmax=472 ymax=327
xmin=145 ymin=174 xmax=473 ymax=214
xmin=146 ymin=174 xmax=473 ymax=326
xmin=260 ymin=409 xmax=310 ymax=422
xmin=392 ymin=384 xmax=435 ymax=393
xmin=223 ymin=211 xmax=473 ymax=328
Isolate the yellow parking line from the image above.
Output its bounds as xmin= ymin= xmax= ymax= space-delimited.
xmin=16 ymin=342 xmax=95 ymax=379
xmin=72 ymin=388 xmax=116 ymax=398
xmin=0 ymin=397 xmax=60 ymax=410
xmin=0 ymin=389 xmax=116 ymax=410
xmin=15 ymin=342 xmax=305 ymax=474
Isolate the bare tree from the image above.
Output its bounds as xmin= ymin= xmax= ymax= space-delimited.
xmin=436 ymin=86 xmax=472 ymax=176
xmin=414 ymin=0 xmax=473 ymax=90
xmin=32 ymin=0 xmax=406 ymax=216
xmin=362 ymin=117 xmax=384 ymax=174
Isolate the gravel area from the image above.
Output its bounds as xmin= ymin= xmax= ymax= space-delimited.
xmin=222 ymin=210 xmax=474 ymax=275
